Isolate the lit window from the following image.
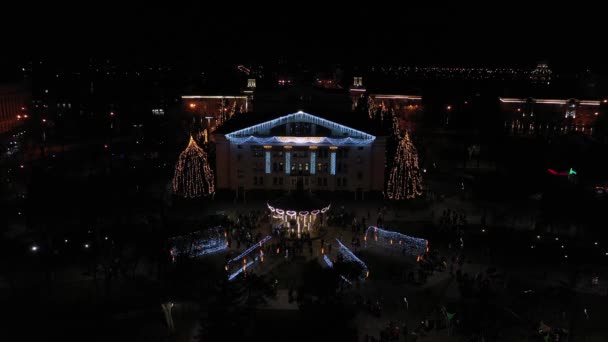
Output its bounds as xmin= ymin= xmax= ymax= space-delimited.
xmin=265 ymin=151 xmax=271 ymax=174
xmin=285 ymin=152 xmax=291 ymax=174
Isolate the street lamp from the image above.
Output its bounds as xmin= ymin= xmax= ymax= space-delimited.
xmin=445 ymin=105 xmax=452 ymax=125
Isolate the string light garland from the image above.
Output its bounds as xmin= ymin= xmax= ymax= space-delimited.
xmin=367 ymin=96 xmax=376 ymax=119
xmin=391 ymin=113 xmax=400 ymax=139
xmin=226 ymin=235 xmax=273 ymax=281
xmin=323 ymin=254 xmax=334 ymax=268
xmin=336 ymin=239 xmax=369 ymax=279
xmin=225 ymin=112 xmax=375 ymax=142
xmin=364 ymin=226 xmax=428 ymax=257
xmin=227 ymin=235 xmax=272 ymax=266
xmin=386 ymin=131 xmax=423 ymax=200
xmin=172 ymin=136 xmax=215 ymax=198
xmin=169 ymin=226 xmax=227 ymax=260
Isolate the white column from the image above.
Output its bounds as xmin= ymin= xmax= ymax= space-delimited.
xmin=265 ymin=150 xmax=271 ymax=174
xmin=330 ymin=148 xmax=337 ymax=175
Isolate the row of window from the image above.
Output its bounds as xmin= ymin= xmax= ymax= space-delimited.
xmin=249 ymin=177 xmax=358 ymax=187
xmin=336 ymin=177 xmax=348 ymax=187
xmin=242 ymin=146 xmax=364 ymax=156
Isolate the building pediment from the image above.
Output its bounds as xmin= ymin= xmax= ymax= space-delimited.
xmin=225 ymin=111 xmax=375 ymax=145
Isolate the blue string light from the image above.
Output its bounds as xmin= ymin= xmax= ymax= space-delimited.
xmin=285 ymin=151 xmax=291 ymax=174
xmin=169 ymin=226 xmax=227 ymax=259
xmin=225 ymin=112 xmax=376 ymax=143
xmin=336 ymin=238 xmax=369 ymax=279
xmin=226 ymin=236 xmax=272 ymax=281
xmin=364 ymin=226 xmax=428 ymax=257
xmin=310 ymin=151 xmax=316 ymax=174
xmin=227 ymin=235 xmax=272 ymax=266
xmin=224 ymin=135 xmax=374 ymax=146
xmin=228 ymin=257 xmax=258 ymax=281
xmin=323 ymin=254 xmax=334 ymax=268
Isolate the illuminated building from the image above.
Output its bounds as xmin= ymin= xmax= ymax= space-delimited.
xmin=349 ymin=77 xmax=422 ymax=128
xmin=182 ymin=95 xmax=251 ymax=131
xmin=214 ymin=111 xmax=386 ymax=200
xmin=530 ymin=62 xmax=552 ymax=84
xmin=499 ymin=97 xmax=602 ymax=136
xmin=0 ymin=83 xmax=29 ymax=134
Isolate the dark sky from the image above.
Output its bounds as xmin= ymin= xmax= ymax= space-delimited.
xmin=2 ymin=3 xmax=606 ymax=72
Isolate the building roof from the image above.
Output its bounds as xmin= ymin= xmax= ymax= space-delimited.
xmin=499 ymin=97 xmax=601 ymax=106
xmin=215 ymin=110 xmax=384 ymax=136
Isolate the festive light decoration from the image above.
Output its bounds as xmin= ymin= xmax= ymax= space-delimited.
xmin=223 ymin=135 xmax=373 ymax=146
xmin=367 ymin=96 xmax=376 ymax=119
xmin=172 ymin=136 xmax=215 ymax=198
xmin=363 ymin=226 xmax=428 ymax=257
xmin=182 ymin=95 xmax=249 ymax=100
xmin=323 ymin=254 xmax=334 ymax=268
xmin=277 ymin=136 xmax=325 ymax=144
xmin=226 ymin=112 xmax=375 ymax=141
xmin=374 ymin=95 xmax=422 ymax=100
xmin=285 ymin=151 xmax=291 ymax=174
xmin=386 ymin=132 xmax=423 ymax=200
xmin=336 ymin=238 xmax=369 ymax=279
xmin=229 ymin=258 xmax=257 ymax=281
xmin=310 ymin=151 xmax=316 ymax=174
xmin=267 ymin=203 xmax=330 ymax=236
xmin=169 ymin=226 xmax=227 ymax=259
xmin=500 ymin=97 xmax=600 ymax=106
xmin=391 ymin=114 xmax=400 ymax=140
xmin=547 ymin=168 xmax=577 ymax=176
xmin=227 ymin=235 xmax=272 ymax=266
xmin=226 ymin=235 xmax=272 ymax=281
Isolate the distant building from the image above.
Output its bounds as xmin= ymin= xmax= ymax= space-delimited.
xmin=0 ymin=83 xmax=29 ymax=134
xmin=181 ymin=95 xmax=251 ymax=130
xmin=349 ymin=76 xmax=422 ymax=130
xmin=499 ymin=97 xmax=601 ymax=135
xmin=530 ymin=62 xmax=552 ymax=84
xmin=214 ymin=111 xmax=386 ymax=200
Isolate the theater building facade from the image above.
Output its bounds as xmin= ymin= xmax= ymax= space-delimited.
xmin=214 ymin=111 xmax=386 ymax=200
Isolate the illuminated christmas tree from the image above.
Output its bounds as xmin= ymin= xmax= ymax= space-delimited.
xmin=390 ymin=112 xmax=400 ymax=139
xmin=386 ymin=132 xmax=423 ymax=200
xmin=367 ymin=96 xmax=376 ymax=119
xmin=173 ymin=136 xmax=215 ymax=198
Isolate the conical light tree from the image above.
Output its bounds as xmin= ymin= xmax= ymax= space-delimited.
xmin=386 ymin=132 xmax=423 ymax=200
xmin=173 ymin=136 xmax=215 ymax=198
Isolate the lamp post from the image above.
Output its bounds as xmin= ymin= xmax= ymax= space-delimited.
xmin=445 ymin=105 xmax=452 ymax=126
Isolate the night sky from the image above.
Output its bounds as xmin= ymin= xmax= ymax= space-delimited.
xmin=2 ymin=4 xmax=606 ymax=74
